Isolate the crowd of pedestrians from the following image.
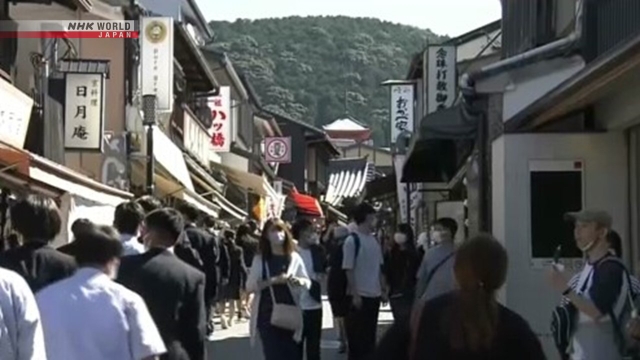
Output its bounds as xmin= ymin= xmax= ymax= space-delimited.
xmin=3 ymin=192 xmax=640 ymax=360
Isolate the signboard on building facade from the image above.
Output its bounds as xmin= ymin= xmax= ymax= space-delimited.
xmin=208 ymin=86 xmax=231 ymax=152
xmin=0 ymin=77 xmax=33 ymax=149
xmin=64 ymin=73 xmax=105 ymax=151
xmin=264 ymin=137 xmax=291 ymax=163
xmin=184 ymin=110 xmax=211 ymax=165
xmin=389 ymin=84 xmax=414 ymax=145
xmin=427 ymin=45 xmax=457 ymax=114
xmin=141 ymin=17 xmax=174 ymax=112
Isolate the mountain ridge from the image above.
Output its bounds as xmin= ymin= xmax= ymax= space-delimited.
xmin=208 ymin=16 xmax=445 ymax=146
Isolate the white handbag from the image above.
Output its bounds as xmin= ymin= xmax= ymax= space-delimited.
xmin=264 ymin=260 xmax=303 ymax=331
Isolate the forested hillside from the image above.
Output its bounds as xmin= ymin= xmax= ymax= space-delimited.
xmin=208 ymin=16 xmax=443 ymax=146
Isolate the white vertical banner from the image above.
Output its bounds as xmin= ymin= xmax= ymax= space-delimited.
xmin=394 ymin=155 xmax=420 ymax=227
xmin=64 ymin=73 xmax=105 ymax=151
xmin=141 ymin=17 xmax=174 ymax=112
xmin=427 ymin=45 xmax=457 ymax=114
xmin=208 ymin=86 xmax=231 ymax=152
xmin=389 ymin=84 xmax=414 ymax=145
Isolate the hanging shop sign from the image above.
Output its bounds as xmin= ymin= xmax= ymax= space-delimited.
xmin=64 ymin=72 xmax=105 ymax=151
xmin=264 ymin=137 xmax=291 ymax=163
xmin=394 ymin=155 xmax=420 ymax=227
xmin=141 ymin=17 xmax=174 ymax=112
xmin=427 ymin=45 xmax=457 ymax=114
xmin=0 ymin=77 xmax=33 ymax=149
xmin=208 ymin=86 xmax=231 ymax=152
xmin=389 ymin=84 xmax=414 ymax=145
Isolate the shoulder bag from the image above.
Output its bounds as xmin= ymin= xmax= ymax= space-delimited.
xmin=263 ymin=258 xmax=303 ymax=332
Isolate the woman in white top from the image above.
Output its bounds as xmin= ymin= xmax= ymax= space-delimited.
xmin=292 ymin=218 xmax=326 ymax=360
xmin=246 ymin=218 xmax=311 ymax=360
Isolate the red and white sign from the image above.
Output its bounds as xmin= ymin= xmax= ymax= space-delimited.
xmin=264 ymin=137 xmax=291 ymax=163
xmin=0 ymin=20 xmax=138 ymax=38
xmin=209 ymin=86 xmax=231 ymax=152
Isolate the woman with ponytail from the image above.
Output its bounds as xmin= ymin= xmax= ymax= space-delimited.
xmin=374 ymin=234 xmax=546 ymax=360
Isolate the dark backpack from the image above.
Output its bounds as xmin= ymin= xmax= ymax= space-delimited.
xmin=327 ymin=233 xmax=360 ymax=301
xmin=551 ymin=256 xmax=639 ymax=360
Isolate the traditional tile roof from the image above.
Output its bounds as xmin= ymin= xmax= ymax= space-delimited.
xmin=323 ymin=157 xmax=373 ymax=206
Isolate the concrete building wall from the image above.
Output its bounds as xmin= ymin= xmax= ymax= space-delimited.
xmin=492 ymin=132 xmax=628 ymax=358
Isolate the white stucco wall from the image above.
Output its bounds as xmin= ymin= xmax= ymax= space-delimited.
xmin=492 ymin=132 xmax=628 ymax=358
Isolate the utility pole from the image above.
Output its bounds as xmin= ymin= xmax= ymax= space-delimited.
xmin=142 ymin=94 xmax=157 ymax=195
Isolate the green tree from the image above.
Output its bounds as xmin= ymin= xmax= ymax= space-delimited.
xmin=208 ymin=16 xmax=444 ymax=147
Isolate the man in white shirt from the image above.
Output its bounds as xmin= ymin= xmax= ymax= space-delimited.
xmin=343 ymin=203 xmax=386 ymax=360
xmin=293 ymin=218 xmax=325 ymax=360
xmin=0 ymin=267 xmax=46 ymax=360
xmin=113 ymin=200 xmax=146 ymax=256
xmin=36 ymin=225 xmax=165 ymax=360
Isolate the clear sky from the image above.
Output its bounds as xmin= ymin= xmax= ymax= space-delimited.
xmin=196 ymin=0 xmax=502 ymax=37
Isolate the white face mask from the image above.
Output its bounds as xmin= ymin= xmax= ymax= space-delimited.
xmin=394 ymin=233 xmax=406 ymax=245
xmin=430 ymin=230 xmax=443 ymax=244
xmin=269 ymin=231 xmax=285 ymax=244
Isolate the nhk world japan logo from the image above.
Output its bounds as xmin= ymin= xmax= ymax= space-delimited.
xmin=0 ymin=20 xmax=139 ymax=38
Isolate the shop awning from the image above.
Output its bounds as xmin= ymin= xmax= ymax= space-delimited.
xmin=153 ymin=173 xmax=219 ymax=218
xmin=29 ymin=155 xmax=132 ymax=207
xmin=142 ymin=127 xmax=194 ymax=192
xmin=324 ymin=157 xmax=370 ymax=207
xmin=290 ymin=188 xmax=323 ymax=217
xmin=0 ymin=141 xmax=132 ymax=206
xmin=209 ymin=161 xmax=277 ymax=198
xmin=365 ymin=174 xmax=397 ymax=200
xmin=212 ymin=191 xmax=248 ymax=221
xmin=403 ymin=105 xmax=476 ymax=183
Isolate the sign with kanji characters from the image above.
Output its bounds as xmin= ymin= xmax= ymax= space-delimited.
xmin=141 ymin=17 xmax=173 ymax=112
xmin=0 ymin=77 xmax=33 ymax=149
xmin=427 ymin=45 xmax=457 ymax=114
xmin=64 ymin=72 xmax=105 ymax=151
xmin=389 ymin=84 xmax=414 ymax=145
xmin=208 ymin=86 xmax=231 ymax=152
xmin=264 ymin=137 xmax=291 ymax=163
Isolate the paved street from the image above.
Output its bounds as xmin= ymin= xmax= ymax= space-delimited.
xmin=208 ymin=296 xmax=394 ymax=360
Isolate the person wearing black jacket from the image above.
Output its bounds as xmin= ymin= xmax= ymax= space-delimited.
xmin=176 ymin=201 xmax=218 ymax=337
xmin=236 ymin=223 xmax=257 ymax=319
xmin=0 ymin=195 xmax=76 ymax=293
xmin=118 ymin=208 xmax=207 ymax=360
xmin=383 ymin=223 xmax=420 ymax=325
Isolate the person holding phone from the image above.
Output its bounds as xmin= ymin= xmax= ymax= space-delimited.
xmin=548 ymin=209 xmax=628 ymax=360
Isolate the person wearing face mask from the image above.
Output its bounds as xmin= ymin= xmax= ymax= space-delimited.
xmin=382 ymin=224 xmax=420 ymax=325
xmin=36 ymin=225 xmax=166 ymax=360
xmin=118 ymin=208 xmax=207 ymax=360
xmin=292 ymin=218 xmax=327 ymax=360
xmin=245 ymin=218 xmax=311 ymax=360
xmin=414 ymin=218 xmax=458 ymax=305
xmin=548 ymin=209 xmax=631 ymax=360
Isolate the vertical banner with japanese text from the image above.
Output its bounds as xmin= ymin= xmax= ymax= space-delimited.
xmin=427 ymin=45 xmax=457 ymax=114
xmin=141 ymin=17 xmax=173 ymax=112
xmin=388 ymin=83 xmax=419 ymax=227
xmin=64 ymin=73 xmax=105 ymax=151
xmin=389 ymin=84 xmax=414 ymax=145
xmin=208 ymin=86 xmax=231 ymax=152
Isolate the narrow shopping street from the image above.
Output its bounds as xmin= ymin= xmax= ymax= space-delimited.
xmin=209 ymin=297 xmax=394 ymax=360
